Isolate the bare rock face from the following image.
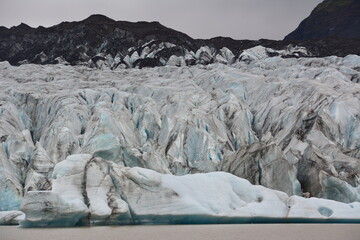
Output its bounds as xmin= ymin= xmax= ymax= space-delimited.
xmin=285 ymin=0 xmax=360 ymax=40
xmin=1 ymin=14 xmax=360 ymax=69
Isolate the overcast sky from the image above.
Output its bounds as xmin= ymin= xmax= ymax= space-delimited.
xmin=0 ymin=0 xmax=323 ymax=40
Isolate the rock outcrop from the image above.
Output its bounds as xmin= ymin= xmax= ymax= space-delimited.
xmin=285 ymin=0 xmax=360 ymax=40
xmin=1 ymin=14 xmax=360 ymax=68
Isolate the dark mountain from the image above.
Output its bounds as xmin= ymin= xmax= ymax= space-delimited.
xmin=285 ymin=0 xmax=360 ymax=40
xmin=0 ymin=14 xmax=360 ymax=67
xmin=0 ymin=14 xmax=198 ymax=66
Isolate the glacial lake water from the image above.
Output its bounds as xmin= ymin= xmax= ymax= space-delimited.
xmin=1 ymin=224 xmax=360 ymax=240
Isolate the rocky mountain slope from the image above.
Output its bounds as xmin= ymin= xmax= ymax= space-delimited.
xmin=285 ymin=0 xmax=360 ymax=40
xmin=1 ymin=14 xmax=360 ymax=69
xmin=0 ymin=51 xmax=359 ymax=226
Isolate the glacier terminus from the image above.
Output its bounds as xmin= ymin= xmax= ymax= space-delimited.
xmin=0 ymin=43 xmax=360 ymax=226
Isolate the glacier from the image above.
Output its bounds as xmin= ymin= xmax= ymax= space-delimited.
xmin=0 ymin=47 xmax=360 ymax=226
xmin=19 ymin=155 xmax=360 ymax=227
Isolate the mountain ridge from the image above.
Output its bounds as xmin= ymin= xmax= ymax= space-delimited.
xmin=0 ymin=14 xmax=360 ymax=67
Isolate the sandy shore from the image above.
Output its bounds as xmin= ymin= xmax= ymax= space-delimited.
xmin=1 ymin=224 xmax=360 ymax=240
